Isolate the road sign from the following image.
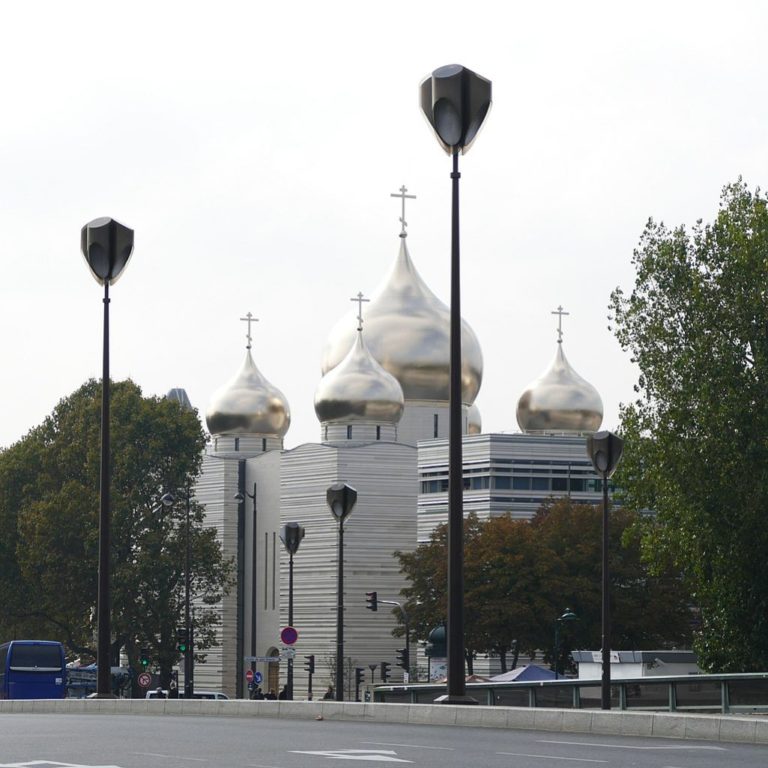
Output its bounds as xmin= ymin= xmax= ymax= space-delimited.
xmin=245 ymin=669 xmax=254 ymax=683
xmin=254 ymin=671 xmax=263 ymax=684
xmin=137 ymin=672 xmax=152 ymax=688
xmin=280 ymin=626 xmax=298 ymax=645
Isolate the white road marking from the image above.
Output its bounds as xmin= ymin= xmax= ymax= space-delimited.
xmin=290 ymin=749 xmax=412 ymax=763
xmin=0 ymin=763 xmax=123 ymax=768
xmin=360 ymin=742 xmax=454 ymax=751
xmin=539 ymin=739 xmax=727 ymax=751
xmin=497 ymin=752 xmax=608 ymax=763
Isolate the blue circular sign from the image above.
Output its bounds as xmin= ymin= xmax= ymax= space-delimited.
xmin=280 ymin=626 xmax=299 ymax=645
xmin=254 ymin=671 xmax=263 ymax=684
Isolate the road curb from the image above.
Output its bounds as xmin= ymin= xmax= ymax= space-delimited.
xmin=2 ymin=699 xmax=766 ymax=745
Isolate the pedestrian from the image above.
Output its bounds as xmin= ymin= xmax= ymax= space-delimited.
xmin=278 ymin=685 xmax=289 ymax=700
xmin=265 ymin=688 xmax=277 ymax=700
xmin=322 ymin=685 xmax=334 ymax=700
xmin=251 ymin=686 xmax=265 ymax=700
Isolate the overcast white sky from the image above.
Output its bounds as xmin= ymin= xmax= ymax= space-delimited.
xmin=1 ymin=1 xmax=766 ymax=450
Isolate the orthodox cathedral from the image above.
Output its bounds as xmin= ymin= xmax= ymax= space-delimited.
xmin=182 ymin=189 xmax=606 ymax=698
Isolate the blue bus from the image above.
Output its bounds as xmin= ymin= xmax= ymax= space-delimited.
xmin=0 ymin=640 xmax=66 ymax=699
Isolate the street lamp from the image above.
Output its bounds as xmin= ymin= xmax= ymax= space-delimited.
xmin=553 ymin=608 xmax=578 ymax=680
xmin=160 ymin=489 xmax=195 ymax=698
xmin=234 ymin=483 xmax=258 ymax=694
xmin=420 ymin=64 xmax=491 ymax=705
xmin=280 ymin=521 xmax=305 ymax=700
xmin=81 ymin=216 xmax=134 ymax=697
xmin=587 ymin=430 xmax=624 ymax=709
xmin=326 ymin=482 xmax=357 ymax=701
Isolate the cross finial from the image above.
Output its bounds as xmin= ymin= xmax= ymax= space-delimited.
xmin=390 ymin=184 xmax=417 ymax=237
xmin=240 ymin=312 xmax=259 ymax=350
xmin=551 ymin=305 xmax=570 ymax=343
xmin=350 ymin=292 xmax=370 ymax=332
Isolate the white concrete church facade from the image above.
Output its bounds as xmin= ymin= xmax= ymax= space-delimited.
xmin=185 ymin=195 xmax=607 ymax=698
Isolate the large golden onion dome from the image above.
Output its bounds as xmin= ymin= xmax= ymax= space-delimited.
xmin=321 ymin=236 xmax=483 ymax=404
xmin=516 ymin=341 xmax=603 ymax=434
xmin=314 ymin=329 xmax=404 ymax=424
xmin=206 ymin=349 xmax=291 ymax=438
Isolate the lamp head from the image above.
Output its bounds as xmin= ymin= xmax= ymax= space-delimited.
xmin=586 ymin=430 xmax=624 ymax=479
xmin=160 ymin=492 xmax=175 ymax=507
xmin=326 ymin=482 xmax=358 ymax=523
xmin=280 ymin=522 xmax=306 ymax=555
xmin=80 ymin=217 xmax=134 ymax=286
xmin=420 ymin=64 xmax=492 ymax=154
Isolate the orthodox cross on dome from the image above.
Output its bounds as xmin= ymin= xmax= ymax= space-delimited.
xmin=240 ymin=312 xmax=259 ymax=350
xmin=551 ymin=305 xmax=570 ymax=343
xmin=390 ymin=184 xmax=416 ymax=237
xmin=350 ymin=291 xmax=370 ymax=332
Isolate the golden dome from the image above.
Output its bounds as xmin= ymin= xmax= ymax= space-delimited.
xmin=321 ymin=237 xmax=483 ymax=404
xmin=314 ymin=330 xmax=404 ymax=424
xmin=516 ymin=342 xmax=603 ymax=433
xmin=206 ymin=350 xmax=291 ymax=437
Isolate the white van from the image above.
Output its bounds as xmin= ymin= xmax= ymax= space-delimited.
xmin=145 ymin=689 xmax=228 ymax=700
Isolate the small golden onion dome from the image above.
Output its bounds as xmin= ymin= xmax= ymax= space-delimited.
xmin=321 ymin=237 xmax=483 ymax=404
xmin=314 ymin=330 xmax=404 ymax=424
xmin=467 ymin=402 xmax=482 ymax=434
xmin=516 ymin=343 xmax=603 ymax=433
xmin=206 ymin=350 xmax=291 ymax=437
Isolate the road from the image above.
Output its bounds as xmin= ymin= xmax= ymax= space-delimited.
xmin=0 ymin=713 xmax=765 ymax=768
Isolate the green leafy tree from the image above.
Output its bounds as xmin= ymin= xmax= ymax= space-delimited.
xmin=610 ymin=179 xmax=768 ymax=671
xmin=397 ymin=500 xmax=691 ymax=675
xmin=0 ymin=379 xmax=233 ymax=688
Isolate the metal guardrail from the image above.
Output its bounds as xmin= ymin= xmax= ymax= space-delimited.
xmin=373 ymin=673 xmax=768 ymax=714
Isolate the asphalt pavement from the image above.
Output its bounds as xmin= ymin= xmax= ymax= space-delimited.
xmin=0 ymin=713 xmax=767 ymax=768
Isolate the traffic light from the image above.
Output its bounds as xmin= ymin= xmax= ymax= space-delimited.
xmin=139 ymin=647 xmax=150 ymax=669
xmin=365 ymin=591 xmax=378 ymax=611
xmin=355 ymin=667 xmax=365 ymax=688
xmin=380 ymin=661 xmax=391 ymax=682
xmin=304 ymin=654 xmax=315 ymax=674
xmin=395 ymin=648 xmax=409 ymax=670
xmin=176 ymin=627 xmax=189 ymax=653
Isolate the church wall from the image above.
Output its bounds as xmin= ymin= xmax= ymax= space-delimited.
xmin=279 ymin=441 xmax=417 ymax=699
xmin=192 ymin=452 xmax=242 ymax=697
xmin=245 ymin=451 xmax=283 ymax=676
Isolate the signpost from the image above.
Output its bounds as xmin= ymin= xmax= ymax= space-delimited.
xmin=280 ymin=626 xmax=298 ymax=645
xmin=245 ymin=669 xmax=254 ymax=684
xmin=137 ymin=671 xmax=152 ymax=689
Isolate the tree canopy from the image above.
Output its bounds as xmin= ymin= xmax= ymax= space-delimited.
xmin=396 ymin=500 xmax=691 ymax=675
xmin=0 ymin=379 xmax=233 ymax=685
xmin=610 ymin=179 xmax=768 ymax=671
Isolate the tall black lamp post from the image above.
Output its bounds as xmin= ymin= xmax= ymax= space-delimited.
xmin=234 ymin=484 xmax=258 ymax=689
xmin=587 ymin=430 xmax=624 ymax=709
xmin=327 ymin=482 xmax=357 ymax=701
xmin=280 ymin=522 xmax=305 ymax=700
xmin=420 ymin=64 xmax=491 ymax=705
xmin=553 ymin=608 xmax=578 ymax=680
xmin=81 ymin=217 xmax=134 ymax=697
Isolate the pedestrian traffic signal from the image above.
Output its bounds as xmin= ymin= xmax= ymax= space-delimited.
xmin=304 ymin=654 xmax=315 ymax=674
xmin=365 ymin=591 xmax=378 ymax=611
xmin=140 ymin=647 xmax=150 ymax=669
xmin=380 ymin=661 xmax=391 ymax=682
xmin=395 ymin=648 xmax=409 ymax=670
xmin=355 ymin=667 xmax=365 ymax=687
xmin=176 ymin=627 xmax=189 ymax=653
